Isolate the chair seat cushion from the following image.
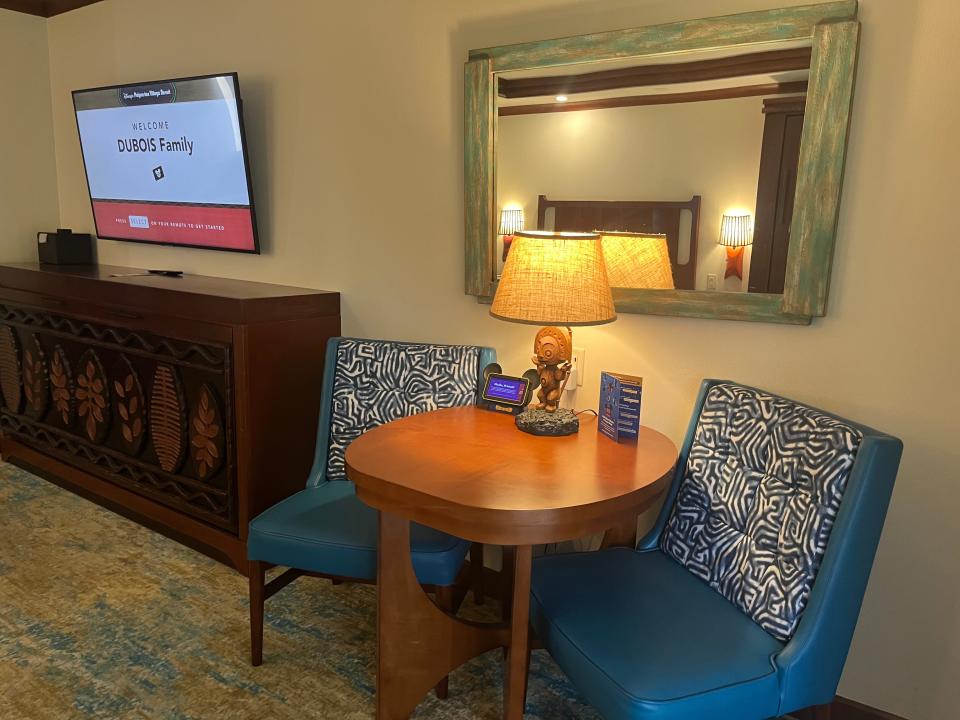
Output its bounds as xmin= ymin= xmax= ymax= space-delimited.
xmin=247 ymin=482 xmax=469 ymax=586
xmin=530 ymin=547 xmax=785 ymax=720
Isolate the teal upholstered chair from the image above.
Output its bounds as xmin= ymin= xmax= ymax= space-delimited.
xmin=530 ymin=380 xmax=902 ymax=720
xmin=247 ymin=337 xmax=496 ymax=692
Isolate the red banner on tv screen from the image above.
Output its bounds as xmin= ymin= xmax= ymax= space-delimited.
xmin=92 ymin=200 xmax=256 ymax=251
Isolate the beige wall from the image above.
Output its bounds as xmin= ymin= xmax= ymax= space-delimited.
xmin=34 ymin=0 xmax=960 ymax=717
xmin=0 ymin=10 xmax=59 ymax=262
xmin=497 ymin=98 xmax=763 ymax=290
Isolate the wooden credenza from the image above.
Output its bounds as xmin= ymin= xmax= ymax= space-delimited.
xmin=0 ymin=263 xmax=340 ymax=574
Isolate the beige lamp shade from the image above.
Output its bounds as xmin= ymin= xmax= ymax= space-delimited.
xmin=491 ymin=230 xmax=616 ymax=326
xmin=719 ymin=213 xmax=753 ymax=247
xmin=599 ymin=231 xmax=675 ymax=290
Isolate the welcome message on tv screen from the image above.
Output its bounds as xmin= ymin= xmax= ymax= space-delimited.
xmin=73 ymin=75 xmax=257 ymax=252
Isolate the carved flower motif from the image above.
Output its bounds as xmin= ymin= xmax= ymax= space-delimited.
xmin=76 ymin=359 xmax=107 ymax=441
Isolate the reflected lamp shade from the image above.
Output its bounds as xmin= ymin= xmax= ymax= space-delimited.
xmin=498 ymin=208 xmax=525 ymax=235
xmin=491 ymin=230 xmax=616 ymax=326
xmin=599 ymin=231 xmax=675 ymax=289
xmin=719 ymin=213 xmax=753 ymax=247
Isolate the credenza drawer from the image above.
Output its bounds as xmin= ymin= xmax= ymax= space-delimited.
xmin=0 ymin=286 xmax=232 ymax=345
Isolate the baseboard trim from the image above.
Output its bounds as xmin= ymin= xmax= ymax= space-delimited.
xmin=789 ymin=696 xmax=908 ymax=720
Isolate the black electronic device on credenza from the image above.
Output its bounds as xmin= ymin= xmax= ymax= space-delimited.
xmin=37 ymin=228 xmax=94 ymax=265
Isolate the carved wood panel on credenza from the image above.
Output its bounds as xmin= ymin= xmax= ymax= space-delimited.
xmin=0 ymin=263 xmax=341 ymax=574
xmin=0 ymin=305 xmax=237 ymax=531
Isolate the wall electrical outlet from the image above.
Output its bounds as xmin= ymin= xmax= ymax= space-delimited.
xmin=571 ymin=346 xmax=585 ymax=387
xmin=706 ymin=273 xmax=719 ymax=290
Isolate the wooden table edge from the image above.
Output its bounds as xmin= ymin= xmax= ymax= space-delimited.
xmin=351 ymin=463 xmax=675 ymax=546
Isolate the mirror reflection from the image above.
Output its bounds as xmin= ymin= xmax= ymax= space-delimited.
xmin=495 ymin=41 xmax=811 ymax=294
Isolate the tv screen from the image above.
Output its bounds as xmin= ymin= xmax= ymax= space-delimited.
xmin=72 ymin=73 xmax=259 ymax=253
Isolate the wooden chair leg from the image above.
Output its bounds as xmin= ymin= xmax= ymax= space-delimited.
xmin=470 ymin=542 xmax=485 ymax=605
xmin=433 ymin=585 xmax=456 ymax=700
xmin=249 ymin=560 xmax=266 ymax=667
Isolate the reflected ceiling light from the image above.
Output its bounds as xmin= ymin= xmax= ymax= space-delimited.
xmin=555 ymin=95 xmax=568 ymax=102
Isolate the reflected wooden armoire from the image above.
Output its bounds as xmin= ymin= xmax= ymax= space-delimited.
xmin=749 ymin=96 xmax=806 ymax=294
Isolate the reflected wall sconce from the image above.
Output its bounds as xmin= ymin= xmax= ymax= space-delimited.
xmin=599 ymin=231 xmax=675 ymax=290
xmin=718 ymin=213 xmax=753 ymax=280
xmin=498 ymin=208 xmax=525 ymax=261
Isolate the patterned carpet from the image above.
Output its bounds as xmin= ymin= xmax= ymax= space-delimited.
xmin=0 ymin=462 xmax=600 ymax=720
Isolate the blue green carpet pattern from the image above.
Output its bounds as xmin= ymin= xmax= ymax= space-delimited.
xmin=0 ymin=462 xmax=600 ymax=719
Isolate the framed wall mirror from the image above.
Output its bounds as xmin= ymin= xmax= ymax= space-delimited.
xmin=465 ymin=1 xmax=860 ymax=324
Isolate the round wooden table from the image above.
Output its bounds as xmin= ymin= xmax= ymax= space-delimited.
xmin=346 ymin=406 xmax=678 ymax=720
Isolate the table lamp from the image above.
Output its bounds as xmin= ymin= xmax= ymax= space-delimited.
xmin=599 ymin=231 xmax=675 ymax=289
xmin=718 ymin=212 xmax=753 ymax=280
xmin=490 ymin=230 xmax=616 ymax=436
xmin=498 ymin=208 xmax=525 ymax=262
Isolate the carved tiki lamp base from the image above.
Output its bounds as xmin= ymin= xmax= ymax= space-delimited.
xmin=514 ymin=326 xmax=579 ymax=436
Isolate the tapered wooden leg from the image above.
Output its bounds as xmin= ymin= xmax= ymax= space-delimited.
xmin=522 ymin=631 xmax=534 ymax=710
xmin=470 ymin=542 xmax=485 ymax=605
xmin=501 ymin=545 xmax=516 ymax=622
xmin=376 ymin=511 xmax=509 ymax=720
xmin=249 ymin=560 xmax=266 ymax=667
xmin=503 ymin=545 xmax=532 ymax=720
xmin=500 ymin=545 xmax=517 ymax=660
xmin=433 ymin=585 xmax=455 ymax=700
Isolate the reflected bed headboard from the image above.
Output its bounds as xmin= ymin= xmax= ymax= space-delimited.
xmin=536 ymin=194 xmax=701 ymax=290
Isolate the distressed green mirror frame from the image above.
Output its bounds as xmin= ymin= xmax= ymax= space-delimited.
xmin=464 ymin=1 xmax=859 ymax=325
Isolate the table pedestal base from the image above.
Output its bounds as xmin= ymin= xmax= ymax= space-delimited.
xmin=377 ymin=511 xmax=532 ymax=719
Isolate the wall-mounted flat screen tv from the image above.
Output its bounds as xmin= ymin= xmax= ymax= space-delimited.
xmin=73 ymin=72 xmax=259 ymax=253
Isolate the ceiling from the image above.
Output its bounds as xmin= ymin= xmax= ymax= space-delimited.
xmin=0 ymin=0 xmax=104 ymax=18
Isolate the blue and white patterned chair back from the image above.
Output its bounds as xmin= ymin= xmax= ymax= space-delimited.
xmin=659 ymin=382 xmax=863 ymax=642
xmin=308 ymin=338 xmax=494 ymax=487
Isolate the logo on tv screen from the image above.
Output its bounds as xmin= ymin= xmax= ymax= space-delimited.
xmin=118 ymin=82 xmax=176 ymax=106
xmin=128 ymin=215 xmax=150 ymax=229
